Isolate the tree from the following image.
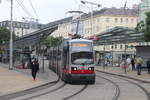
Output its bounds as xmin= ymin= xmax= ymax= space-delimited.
xmin=42 ymin=36 xmax=64 ymax=47
xmin=135 ymin=21 xmax=145 ymax=33
xmin=0 ymin=27 xmax=16 ymax=44
xmin=144 ymin=11 xmax=150 ymax=42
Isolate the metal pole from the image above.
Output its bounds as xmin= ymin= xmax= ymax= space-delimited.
xmin=124 ymin=45 xmax=127 ymax=74
xmin=42 ymin=54 xmax=44 ymax=73
xmin=103 ymin=40 xmax=106 ymax=70
xmin=76 ymin=19 xmax=80 ymax=34
xmin=90 ymin=4 xmax=93 ymax=35
xmin=81 ymin=1 xmax=101 ymax=36
xmin=9 ymin=0 xmax=13 ymax=70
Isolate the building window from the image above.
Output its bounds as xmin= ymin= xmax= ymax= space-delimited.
xmin=17 ymin=32 xmax=19 ymax=36
xmin=131 ymin=19 xmax=134 ymax=23
xmin=106 ymin=18 xmax=110 ymax=22
xmin=115 ymin=18 xmax=118 ymax=23
xmin=120 ymin=45 xmax=123 ymax=49
xmin=136 ymin=19 xmax=138 ymax=22
xmin=87 ymin=20 xmax=90 ymax=25
xmin=120 ymin=18 xmax=123 ymax=23
xmin=93 ymin=19 xmax=95 ymax=24
xmin=17 ymin=23 xmax=20 ymax=27
xmin=97 ymin=18 xmax=100 ymax=22
xmin=115 ymin=44 xmax=117 ymax=49
xmin=106 ymin=26 xmax=110 ymax=30
xmin=96 ymin=26 xmax=99 ymax=32
xmin=111 ymin=45 xmax=114 ymax=49
xmin=21 ymin=24 xmax=24 ymax=28
xmin=126 ymin=18 xmax=128 ymax=23
xmin=125 ymin=45 xmax=128 ymax=49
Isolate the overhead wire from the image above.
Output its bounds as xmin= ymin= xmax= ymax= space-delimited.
xmin=15 ymin=0 xmax=32 ymax=17
xmin=28 ymin=0 xmax=39 ymax=19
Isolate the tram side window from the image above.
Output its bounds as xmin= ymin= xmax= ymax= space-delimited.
xmin=63 ymin=46 xmax=69 ymax=69
xmin=63 ymin=51 xmax=67 ymax=69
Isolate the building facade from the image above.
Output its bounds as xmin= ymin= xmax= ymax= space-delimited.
xmin=48 ymin=7 xmax=138 ymax=39
xmin=139 ymin=0 xmax=150 ymax=22
xmin=0 ymin=20 xmax=44 ymax=37
xmin=82 ymin=8 xmax=138 ymax=38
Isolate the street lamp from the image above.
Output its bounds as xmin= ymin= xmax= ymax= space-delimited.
xmin=9 ymin=0 xmax=13 ymax=70
xmin=0 ymin=0 xmax=13 ymax=69
xmin=81 ymin=0 xmax=101 ymax=36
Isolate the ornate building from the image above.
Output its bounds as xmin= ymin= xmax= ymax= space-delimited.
xmin=0 ymin=20 xmax=44 ymax=37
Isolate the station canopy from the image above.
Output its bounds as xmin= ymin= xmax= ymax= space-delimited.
xmin=93 ymin=26 xmax=144 ymax=45
xmin=14 ymin=25 xmax=58 ymax=48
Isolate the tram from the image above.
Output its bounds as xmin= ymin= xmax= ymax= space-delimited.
xmin=48 ymin=38 xmax=95 ymax=84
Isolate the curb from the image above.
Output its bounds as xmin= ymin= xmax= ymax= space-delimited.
xmin=96 ymin=69 xmax=150 ymax=83
xmin=0 ymin=77 xmax=60 ymax=97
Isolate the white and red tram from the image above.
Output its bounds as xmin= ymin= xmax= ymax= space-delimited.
xmin=48 ymin=38 xmax=95 ymax=84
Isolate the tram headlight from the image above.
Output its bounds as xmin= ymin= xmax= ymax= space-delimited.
xmin=71 ymin=67 xmax=77 ymax=70
xmin=74 ymin=67 xmax=77 ymax=70
xmin=88 ymin=67 xmax=92 ymax=70
xmin=88 ymin=67 xmax=94 ymax=71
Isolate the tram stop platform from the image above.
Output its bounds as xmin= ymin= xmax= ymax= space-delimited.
xmin=96 ymin=66 xmax=150 ymax=83
xmin=0 ymin=63 xmax=58 ymax=96
xmin=0 ymin=63 xmax=150 ymax=96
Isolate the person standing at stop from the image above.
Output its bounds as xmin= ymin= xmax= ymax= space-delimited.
xmin=31 ymin=58 xmax=39 ymax=80
xmin=135 ymin=56 xmax=143 ymax=75
xmin=146 ymin=58 xmax=150 ymax=74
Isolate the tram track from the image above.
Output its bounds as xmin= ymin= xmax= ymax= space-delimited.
xmin=21 ymin=82 xmax=66 ymax=100
xmin=121 ymin=78 xmax=150 ymax=100
xmin=63 ymin=85 xmax=88 ymax=100
xmin=96 ymin=70 xmax=150 ymax=100
xmin=19 ymin=82 xmax=88 ymax=100
xmin=96 ymin=75 xmax=120 ymax=100
xmin=0 ymin=78 xmax=60 ymax=100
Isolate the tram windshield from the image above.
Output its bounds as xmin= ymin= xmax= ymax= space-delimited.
xmin=71 ymin=52 xmax=94 ymax=65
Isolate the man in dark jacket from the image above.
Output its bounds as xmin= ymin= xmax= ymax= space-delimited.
xmin=146 ymin=58 xmax=150 ymax=74
xmin=31 ymin=58 xmax=39 ymax=80
xmin=131 ymin=58 xmax=135 ymax=70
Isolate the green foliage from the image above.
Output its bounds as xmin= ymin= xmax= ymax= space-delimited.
xmin=135 ymin=21 xmax=145 ymax=33
xmin=42 ymin=36 xmax=64 ymax=47
xmin=144 ymin=12 xmax=150 ymax=42
xmin=0 ymin=27 xmax=16 ymax=44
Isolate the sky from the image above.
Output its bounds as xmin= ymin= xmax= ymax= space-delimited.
xmin=0 ymin=0 xmax=140 ymax=24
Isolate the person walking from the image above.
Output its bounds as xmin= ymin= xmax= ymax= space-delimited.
xmin=126 ymin=57 xmax=131 ymax=71
xmin=31 ymin=58 xmax=39 ymax=80
xmin=146 ymin=58 xmax=150 ymax=74
xmin=131 ymin=58 xmax=135 ymax=70
xmin=135 ymin=56 xmax=143 ymax=75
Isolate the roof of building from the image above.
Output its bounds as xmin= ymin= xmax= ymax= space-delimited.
xmin=0 ymin=20 xmax=45 ymax=29
xmin=92 ymin=8 xmax=138 ymax=16
xmin=46 ymin=17 xmax=72 ymax=27
xmin=45 ymin=7 xmax=138 ymax=27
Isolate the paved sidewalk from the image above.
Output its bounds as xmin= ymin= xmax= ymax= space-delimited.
xmin=0 ymin=62 xmax=58 ymax=95
xmin=96 ymin=66 xmax=150 ymax=82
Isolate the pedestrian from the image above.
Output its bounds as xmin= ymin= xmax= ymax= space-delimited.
xmin=146 ymin=57 xmax=150 ymax=74
xmin=135 ymin=56 xmax=143 ymax=75
xmin=131 ymin=58 xmax=135 ymax=70
xmin=31 ymin=58 xmax=39 ymax=80
xmin=126 ymin=57 xmax=131 ymax=71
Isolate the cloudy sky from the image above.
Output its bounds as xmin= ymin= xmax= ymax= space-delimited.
xmin=0 ymin=0 xmax=140 ymax=24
